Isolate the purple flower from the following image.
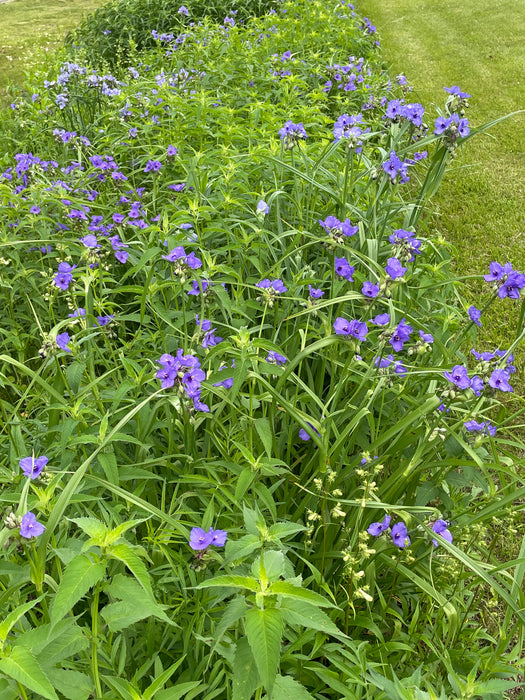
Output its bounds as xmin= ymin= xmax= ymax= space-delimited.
xmin=162 ymin=246 xmax=186 ymax=262
xmin=444 ymin=85 xmax=471 ymax=99
xmin=391 ymin=522 xmax=410 ymax=548
xmin=189 ymin=526 xmax=227 ymax=550
xmin=308 ymin=285 xmax=324 ymax=299
xmin=335 ymin=257 xmax=355 ymax=281
xmin=468 ymin=305 xmax=482 ymax=326
xmin=464 ymin=420 xmax=496 ymax=437
xmin=54 ymin=271 xmax=74 ymax=291
xmin=444 ymin=365 xmax=471 ymax=389
xmin=144 ymin=160 xmax=162 ymax=172
xmin=256 ymin=279 xmax=287 ymax=294
xmin=434 ymin=116 xmax=451 ymax=135
xmin=209 ymin=528 xmax=228 ymax=546
xmin=418 ymin=330 xmax=434 ymax=344
xmin=80 ymin=234 xmax=100 ymax=248
xmin=385 ymin=257 xmax=407 ymax=279
xmin=299 ymin=422 xmax=320 ymax=441
xmin=334 ymin=318 xmax=368 ymax=341
xmin=257 ymin=200 xmax=269 ymax=215
xmin=94 ymin=315 xmax=114 ymax=327
xmin=470 ymin=375 xmax=484 ymax=396
xmin=390 ymin=318 xmax=413 ymax=352
xmin=484 ymin=261 xmax=513 ymax=282
xmin=489 ymin=368 xmax=513 ymax=392
xmin=431 ymin=519 xmax=453 ymax=547
xmin=189 ymin=527 xmax=213 ymax=550
xmin=367 ymin=514 xmax=391 ymax=536
xmin=56 ymin=332 xmax=71 ymax=352
xmin=278 ymin=120 xmax=307 ymax=148
xmin=362 ymin=281 xmax=379 ymax=298
xmin=372 ymin=313 xmax=390 ymax=326
xmin=19 ymin=455 xmax=48 ymax=479
xmin=20 ymin=512 xmax=45 ymax=539
xmin=68 ymin=308 xmax=86 ymax=318
xmin=267 ymin=351 xmax=287 ymax=365
xmin=498 ymin=271 xmax=525 ymax=299
xmin=167 ymin=145 xmax=178 ymax=156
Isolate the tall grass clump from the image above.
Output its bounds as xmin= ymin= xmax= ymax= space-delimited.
xmin=65 ymin=0 xmax=281 ymax=70
xmin=0 ymin=0 xmax=524 ymax=697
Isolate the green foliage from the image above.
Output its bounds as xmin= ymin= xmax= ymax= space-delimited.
xmin=0 ymin=0 xmax=523 ymax=697
xmin=66 ymin=0 xmax=281 ymax=71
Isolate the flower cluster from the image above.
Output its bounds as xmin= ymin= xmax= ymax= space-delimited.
xmin=189 ymin=526 xmax=227 ymax=550
xmin=278 ymin=120 xmax=307 ymax=149
xmin=156 ymin=350 xmax=209 ymax=412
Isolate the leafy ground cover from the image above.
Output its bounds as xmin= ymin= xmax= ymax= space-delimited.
xmin=356 ymin=0 xmax=525 ymax=361
xmin=0 ymin=0 xmax=109 ymax=105
xmin=0 ymin=0 xmax=524 ymax=698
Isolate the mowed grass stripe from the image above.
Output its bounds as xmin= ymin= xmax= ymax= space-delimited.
xmin=0 ymin=0 xmax=109 ymax=104
xmin=357 ymin=0 xmax=525 ymax=356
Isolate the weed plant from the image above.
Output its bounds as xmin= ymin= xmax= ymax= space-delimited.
xmin=0 ymin=0 xmax=524 ymax=698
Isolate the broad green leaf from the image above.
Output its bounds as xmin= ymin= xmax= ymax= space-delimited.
xmin=224 ymin=535 xmax=261 ymax=564
xmin=14 ymin=618 xmax=88 ymax=664
xmin=109 ymin=542 xmax=153 ymax=596
xmin=101 ymin=574 xmax=171 ymax=632
xmin=252 ymin=550 xmax=285 ymax=584
xmin=232 ymin=637 xmax=259 ymax=700
xmin=211 ymin=596 xmax=248 ymax=654
xmin=196 ymin=575 xmax=259 ymax=592
xmin=0 ymin=597 xmax=42 ymax=643
xmin=269 ymin=581 xmax=336 ymax=608
xmin=268 ymin=522 xmax=306 ymax=541
xmin=45 ymin=669 xmax=92 ymax=700
xmin=51 ymin=555 xmax=106 ymax=622
xmin=0 ymin=646 xmax=58 ymax=700
xmin=245 ymin=607 xmax=283 ymax=693
xmin=65 ymin=361 xmax=85 ymax=394
xmin=254 ymin=417 xmax=273 ymax=457
xmin=271 ymin=675 xmax=314 ymax=699
xmin=68 ymin=517 xmax=108 ymax=542
xmin=279 ymin=599 xmax=345 ymax=638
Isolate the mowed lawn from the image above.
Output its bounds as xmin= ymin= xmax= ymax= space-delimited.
xmin=0 ymin=0 xmax=108 ymax=104
xmin=357 ymin=0 xmax=525 ymax=355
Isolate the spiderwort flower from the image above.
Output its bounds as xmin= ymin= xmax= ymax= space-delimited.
xmin=362 ymin=281 xmax=379 ymax=298
xmin=367 ymin=514 xmax=391 ymax=536
xmin=56 ymin=332 xmax=72 ymax=352
xmin=308 ymin=285 xmax=324 ymax=299
xmin=444 ymin=365 xmax=471 ymax=389
xmin=468 ymin=305 xmax=482 ymax=326
xmin=385 ymin=257 xmax=407 ymax=280
xmin=431 ymin=519 xmax=453 ymax=547
xmin=266 ymin=351 xmax=287 ymax=365
xmin=391 ymin=522 xmax=410 ymax=548
xmin=464 ymin=420 xmax=496 ymax=437
xmin=335 ymin=257 xmax=355 ymax=281
xmin=19 ymin=455 xmax=48 ymax=479
xmin=390 ymin=318 xmax=413 ymax=352
xmin=189 ymin=526 xmax=227 ymax=550
xmin=489 ymin=368 xmax=513 ymax=392
xmin=54 ymin=262 xmax=76 ymax=291
xmin=20 ymin=512 xmax=45 ymax=539
xmin=278 ymin=120 xmax=307 ymax=149
xmin=299 ymin=422 xmax=320 ymax=441
xmin=256 ymin=199 xmax=269 ymax=216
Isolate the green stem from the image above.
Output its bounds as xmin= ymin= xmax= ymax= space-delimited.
xmin=92 ymin=582 xmax=103 ymax=699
